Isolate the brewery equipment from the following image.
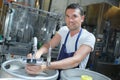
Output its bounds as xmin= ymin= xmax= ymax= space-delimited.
xmin=0 ymin=1 xmax=61 ymax=79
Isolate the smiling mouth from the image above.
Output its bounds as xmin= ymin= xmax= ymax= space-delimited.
xmin=69 ymin=22 xmax=74 ymax=26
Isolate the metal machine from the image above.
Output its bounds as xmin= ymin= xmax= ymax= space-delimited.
xmin=0 ymin=2 xmax=61 ymax=64
xmin=0 ymin=2 xmax=61 ymax=79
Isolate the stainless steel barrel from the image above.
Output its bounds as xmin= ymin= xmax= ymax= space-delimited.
xmin=0 ymin=59 xmax=58 ymax=80
xmin=60 ymin=68 xmax=111 ymax=80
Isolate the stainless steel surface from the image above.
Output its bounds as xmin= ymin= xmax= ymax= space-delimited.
xmin=0 ymin=78 xmax=23 ymax=80
xmin=61 ymin=68 xmax=111 ymax=80
xmin=1 ymin=2 xmax=61 ymax=56
xmin=10 ymin=2 xmax=60 ymax=43
xmin=1 ymin=59 xmax=58 ymax=80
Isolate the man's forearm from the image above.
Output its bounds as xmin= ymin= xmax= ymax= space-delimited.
xmin=47 ymin=57 xmax=79 ymax=70
xmin=35 ymin=43 xmax=49 ymax=58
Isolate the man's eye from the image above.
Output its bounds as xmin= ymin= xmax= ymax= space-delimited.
xmin=66 ymin=15 xmax=69 ymax=18
xmin=73 ymin=15 xmax=78 ymax=18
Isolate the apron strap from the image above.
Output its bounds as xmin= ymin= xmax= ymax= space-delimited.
xmin=64 ymin=31 xmax=70 ymax=45
xmin=63 ymin=28 xmax=82 ymax=51
xmin=75 ymin=29 xmax=82 ymax=51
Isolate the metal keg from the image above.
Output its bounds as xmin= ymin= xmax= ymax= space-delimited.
xmin=1 ymin=59 xmax=58 ymax=80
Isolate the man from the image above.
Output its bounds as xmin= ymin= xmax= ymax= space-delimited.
xmin=26 ymin=3 xmax=95 ymax=75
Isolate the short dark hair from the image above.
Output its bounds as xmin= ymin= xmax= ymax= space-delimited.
xmin=65 ymin=3 xmax=84 ymax=16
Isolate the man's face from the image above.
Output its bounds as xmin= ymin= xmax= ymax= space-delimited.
xmin=65 ymin=9 xmax=84 ymax=31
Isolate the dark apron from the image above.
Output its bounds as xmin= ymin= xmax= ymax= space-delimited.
xmin=57 ymin=28 xmax=82 ymax=60
xmin=57 ymin=29 xmax=82 ymax=80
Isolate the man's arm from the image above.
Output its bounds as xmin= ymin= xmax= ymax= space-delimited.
xmin=35 ymin=33 xmax=61 ymax=59
xmin=48 ymin=44 xmax=92 ymax=69
xmin=26 ymin=44 xmax=92 ymax=75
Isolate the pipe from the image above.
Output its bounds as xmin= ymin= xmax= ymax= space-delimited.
xmin=11 ymin=2 xmax=58 ymax=17
xmin=47 ymin=44 xmax=52 ymax=66
xmin=32 ymin=37 xmax=38 ymax=57
xmin=48 ymin=0 xmax=52 ymax=11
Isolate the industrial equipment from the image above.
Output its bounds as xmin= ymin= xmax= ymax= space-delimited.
xmin=0 ymin=1 xmax=61 ymax=65
xmin=89 ymin=18 xmax=120 ymax=80
xmin=0 ymin=1 xmax=61 ymax=79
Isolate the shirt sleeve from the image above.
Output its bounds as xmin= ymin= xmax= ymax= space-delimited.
xmin=57 ymin=26 xmax=69 ymax=38
xmin=82 ymin=33 xmax=96 ymax=51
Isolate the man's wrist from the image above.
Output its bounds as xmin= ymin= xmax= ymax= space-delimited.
xmin=40 ymin=63 xmax=50 ymax=71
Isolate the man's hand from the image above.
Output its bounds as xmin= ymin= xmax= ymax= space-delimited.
xmin=25 ymin=64 xmax=41 ymax=75
xmin=25 ymin=63 xmax=48 ymax=75
xmin=25 ymin=53 xmax=47 ymax=75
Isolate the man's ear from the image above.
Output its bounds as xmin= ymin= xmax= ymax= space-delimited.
xmin=81 ymin=16 xmax=85 ymax=22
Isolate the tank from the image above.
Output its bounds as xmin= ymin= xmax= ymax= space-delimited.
xmin=60 ymin=68 xmax=111 ymax=80
xmin=0 ymin=59 xmax=58 ymax=80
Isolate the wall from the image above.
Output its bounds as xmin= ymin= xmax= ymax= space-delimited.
xmin=0 ymin=1 xmax=2 ymax=8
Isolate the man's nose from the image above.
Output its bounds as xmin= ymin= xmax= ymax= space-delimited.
xmin=69 ymin=17 xmax=74 ymax=22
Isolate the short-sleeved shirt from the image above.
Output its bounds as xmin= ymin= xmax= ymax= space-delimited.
xmin=57 ymin=26 xmax=96 ymax=68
